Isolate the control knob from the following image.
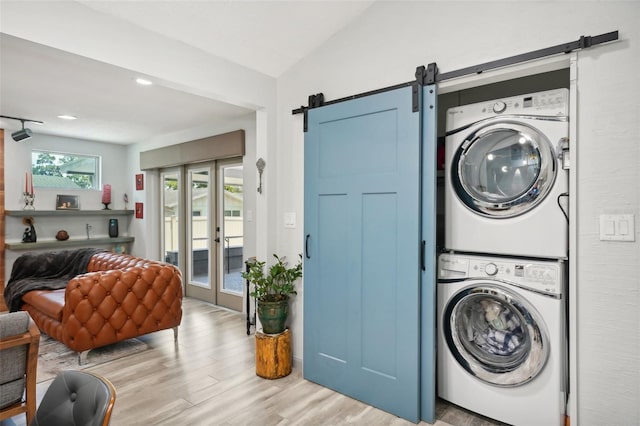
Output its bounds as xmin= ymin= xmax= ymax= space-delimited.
xmin=493 ymin=101 xmax=507 ymax=113
xmin=485 ymin=263 xmax=498 ymax=276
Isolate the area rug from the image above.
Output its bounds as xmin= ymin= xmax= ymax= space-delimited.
xmin=37 ymin=335 xmax=149 ymax=383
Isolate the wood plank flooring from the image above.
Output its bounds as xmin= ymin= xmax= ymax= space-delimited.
xmin=1 ymin=298 xmax=504 ymax=426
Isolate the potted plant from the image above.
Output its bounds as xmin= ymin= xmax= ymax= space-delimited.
xmin=242 ymin=254 xmax=302 ymax=334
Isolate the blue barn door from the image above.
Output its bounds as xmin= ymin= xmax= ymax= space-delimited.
xmin=304 ymin=84 xmax=435 ymax=422
xmin=421 ymin=84 xmax=437 ymax=424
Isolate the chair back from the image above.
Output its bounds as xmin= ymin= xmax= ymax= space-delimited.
xmin=31 ymin=370 xmax=116 ymax=426
xmin=0 ymin=311 xmax=40 ymax=425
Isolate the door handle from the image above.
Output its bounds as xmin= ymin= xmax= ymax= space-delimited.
xmin=421 ymin=240 xmax=426 ymax=271
xmin=305 ymin=234 xmax=311 ymax=259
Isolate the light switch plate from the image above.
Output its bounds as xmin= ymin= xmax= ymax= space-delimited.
xmin=284 ymin=212 xmax=296 ymax=228
xmin=599 ymin=214 xmax=635 ymax=241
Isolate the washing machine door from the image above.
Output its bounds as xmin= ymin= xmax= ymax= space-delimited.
xmin=443 ymin=283 xmax=549 ymax=386
xmin=451 ymin=121 xmax=557 ymax=217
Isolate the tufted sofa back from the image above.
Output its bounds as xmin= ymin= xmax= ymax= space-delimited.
xmin=87 ymin=251 xmax=162 ymax=272
xmin=60 ymin=252 xmax=183 ymax=352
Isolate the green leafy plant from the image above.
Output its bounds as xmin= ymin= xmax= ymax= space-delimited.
xmin=242 ymin=254 xmax=303 ymax=302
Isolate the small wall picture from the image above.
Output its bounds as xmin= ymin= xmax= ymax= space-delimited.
xmin=136 ymin=173 xmax=144 ymax=190
xmin=56 ymin=194 xmax=79 ymax=210
xmin=135 ymin=202 xmax=144 ymax=219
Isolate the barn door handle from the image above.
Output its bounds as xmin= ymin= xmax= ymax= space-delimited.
xmin=305 ymin=234 xmax=311 ymax=259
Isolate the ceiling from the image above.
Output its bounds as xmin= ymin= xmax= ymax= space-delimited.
xmin=0 ymin=1 xmax=375 ymax=144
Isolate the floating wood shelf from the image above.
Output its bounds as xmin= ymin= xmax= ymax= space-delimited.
xmin=5 ymin=236 xmax=135 ymax=251
xmin=5 ymin=210 xmax=134 ymax=217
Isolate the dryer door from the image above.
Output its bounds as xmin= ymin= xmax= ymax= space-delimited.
xmin=443 ymin=283 xmax=549 ymax=386
xmin=451 ymin=122 xmax=556 ymax=217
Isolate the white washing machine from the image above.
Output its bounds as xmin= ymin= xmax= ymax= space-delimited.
xmin=445 ymin=89 xmax=570 ymax=259
xmin=437 ymin=252 xmax=567 ymax=426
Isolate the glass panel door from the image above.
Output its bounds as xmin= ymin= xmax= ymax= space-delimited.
xmin=161 ymin=170 xmax=181 ymax=268
xmin=185 ymin=164 xmax=216 ymax=303
xmin=216 ymin=161 xmax=243 ymax=311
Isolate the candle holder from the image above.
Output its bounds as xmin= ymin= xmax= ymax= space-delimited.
xmin=23 ymin=192 xmax=35 ymax=210
xmin=102 ymin=202 xmax=111 ymax=210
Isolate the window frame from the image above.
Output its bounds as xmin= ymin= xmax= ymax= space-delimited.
xmin=31 ymin=149 xmax=102 ymax=190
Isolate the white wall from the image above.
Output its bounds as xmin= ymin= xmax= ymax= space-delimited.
xmin=3 ymin=131 xmax=130 ymax=280
xmin=276 ymin=2 xmax=639 ymax=425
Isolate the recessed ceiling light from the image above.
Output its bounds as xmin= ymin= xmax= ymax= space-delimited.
xmin=136 ymin=78 xmax=153 ymax=86
xmin=57 ymin=115 xmax=77 ymax=120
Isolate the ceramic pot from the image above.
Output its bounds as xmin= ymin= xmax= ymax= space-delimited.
xmin=257 ymin=299 xmax=289 ymax=334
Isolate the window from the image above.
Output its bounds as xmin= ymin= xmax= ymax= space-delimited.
xmin=32 ymin=150 xmax=100 ymax=189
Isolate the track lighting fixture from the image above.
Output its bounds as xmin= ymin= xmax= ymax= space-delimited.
xmin=0 ymin=115 xmax=44 ymax=141
xmin=12 ymin=128 xmax=32 ymax=141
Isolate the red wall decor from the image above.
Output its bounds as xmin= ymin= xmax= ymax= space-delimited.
xmin=135 ymin=173 xmax=144 ymax=190
xmin=135 ymin=202 xmax=144 ymax=219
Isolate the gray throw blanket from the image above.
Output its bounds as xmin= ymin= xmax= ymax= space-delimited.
xmin=4 ymin=248 xmax=106 ymax=312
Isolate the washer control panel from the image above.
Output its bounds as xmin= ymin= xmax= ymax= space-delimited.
xmin=438 ymin=253 xmax=564 ymax=296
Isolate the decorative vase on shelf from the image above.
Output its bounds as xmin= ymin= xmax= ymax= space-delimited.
xmin=102 ymin=184 xmax=112 ymax=210
xmin=56 ymin=230 xmax=69 ymax=241
xmin=108 ymin=219 xmax=119 ymax=238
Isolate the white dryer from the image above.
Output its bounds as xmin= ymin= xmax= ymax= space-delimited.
xmin=437 ymin=252 xmax=567 ymax=426
xmin=445 ymin=89 xmax=569 ymax=259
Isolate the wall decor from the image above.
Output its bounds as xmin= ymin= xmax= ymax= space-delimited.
xmin=22 ymin=216 xmax=37 ymax=243
xmin=135 ymin=202 xmax=144 ymax=219
xmin=136 ymin=174 xmax=144 ymax=190
xmin=256 ymin=158 xmax=266 ymax=194
xmin=56 ymin=194 xmax=79 ymax=210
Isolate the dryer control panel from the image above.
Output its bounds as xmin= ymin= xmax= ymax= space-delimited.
xmin=446 ymin=88 xmax=569 ymax=130
xmin=438 ymin=253 xmax=565 ymax=296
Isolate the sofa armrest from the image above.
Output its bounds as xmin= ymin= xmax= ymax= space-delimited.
xmin=60 ymin=264 xmax=182 ymax=352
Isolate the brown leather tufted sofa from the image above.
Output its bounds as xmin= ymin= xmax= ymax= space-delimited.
xmin=20 ymin=251 xmax=182 ymax=360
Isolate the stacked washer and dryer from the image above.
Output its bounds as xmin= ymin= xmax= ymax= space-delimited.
xmin=438 ymin=89 xmax=570 ymax=426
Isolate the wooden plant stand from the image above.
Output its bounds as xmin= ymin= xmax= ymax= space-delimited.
xmin=255 ymin=328 xmax=292 ymax=379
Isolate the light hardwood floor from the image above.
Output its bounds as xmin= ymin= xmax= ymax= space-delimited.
xmin=2 ymin=298 xmax=504 ymax=426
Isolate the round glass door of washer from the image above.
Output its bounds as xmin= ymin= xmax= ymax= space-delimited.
xmin=443 ymin=284 xmax=549 ymax=387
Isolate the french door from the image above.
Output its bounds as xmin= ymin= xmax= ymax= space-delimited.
xmin=185 ymin=164 xmax=216 ymax=303
xmin=216 ymin=160 xmax=244 ymax=311
xmin=160 ymin=161 xmax=244 ymax=310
